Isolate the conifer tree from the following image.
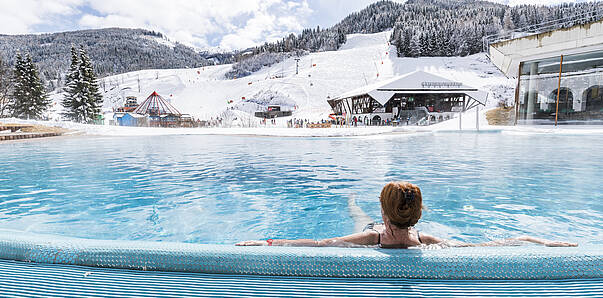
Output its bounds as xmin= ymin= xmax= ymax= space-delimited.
xmin=11 ymin=53 xmax=49 ymax=119
xmin=79 ymin=47 xmax=103 ymax=122
xmin=62 ymin=46 xmax=103 ymax=123
xmin=409 ymin=34 xmax=422 ymax=58
xmin=62 ymin=47 xmax=83 ymax=121
xmin=503 ymin=10 xmax=515 ymax=31
xmin=0 ymin=56 xmax=14 ymax=117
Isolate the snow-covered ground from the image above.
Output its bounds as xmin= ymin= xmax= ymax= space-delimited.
xmin=47 ymin=31 xmax=515 ymax=128
xmin=6 ymin=109 xmax=603 ymax=138
xmin=33 ymin=31 xmax=602 ymax=138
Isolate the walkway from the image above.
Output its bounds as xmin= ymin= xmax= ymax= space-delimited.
xmin=0 ymin=260 xmax=600 ymax=297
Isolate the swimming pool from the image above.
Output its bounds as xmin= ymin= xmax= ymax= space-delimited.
xmin=1 ymin=132 xmax=601 ymax=245
xmin=0 ymin=132 xmax=602 ymax=296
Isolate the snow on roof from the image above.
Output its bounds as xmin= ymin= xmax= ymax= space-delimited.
xmin=126 ymin=113 xmax=147 ymax=118
xmin=334 ymin=76 xmax=400 ymax=100
xmin=333 ymin=70 xmax=487 ymax=105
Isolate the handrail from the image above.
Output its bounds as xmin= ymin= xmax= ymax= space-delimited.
xmin=483 ymin=6 xmax=603 ymax=54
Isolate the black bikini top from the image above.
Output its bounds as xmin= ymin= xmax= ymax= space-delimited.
xmin=364 ymin=222 xmax=422 ymax=246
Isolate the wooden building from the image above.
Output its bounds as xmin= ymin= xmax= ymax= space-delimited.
xmin=254 ymin=106 xmax=293 ymax=119
xmin=327 ymin=71 xmax=487 ymax=126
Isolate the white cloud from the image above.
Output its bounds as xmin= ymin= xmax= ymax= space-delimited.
xmin=0 ymin=0 xmax=83 ymax=34
xmin=77 ymin=0 xmax=313 ymax=50
xmin=0 ymin=0 xmax=314 ymax=50
xmin=0 ymin=0 xmax=591 ymax=51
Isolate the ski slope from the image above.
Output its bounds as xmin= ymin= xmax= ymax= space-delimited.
xmin=48 ymin=31 xmax=515 ymax=127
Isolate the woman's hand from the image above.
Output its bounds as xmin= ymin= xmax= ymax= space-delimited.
xmin=235 ymin=240 xmax=268 ymax=246
xmin=514 ymin=236 xmax=578 ymax=247
xmin=545 ymin=241 xmax=578 ymax=247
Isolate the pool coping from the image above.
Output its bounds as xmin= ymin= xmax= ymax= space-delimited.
xmin=0 ymin=231 xmax=601 ymax=280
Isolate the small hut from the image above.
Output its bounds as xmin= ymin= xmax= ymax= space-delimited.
xmin=116 ymin=96 xmax=139 ymax=112
xmin=133 ymin=91 xmax=182 ymax=127
xmin=121 ymin=113 xmax=148 ymax=127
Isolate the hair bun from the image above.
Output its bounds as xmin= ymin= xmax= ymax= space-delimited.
xmin=403 ymin=189 xmax=415 ymax=203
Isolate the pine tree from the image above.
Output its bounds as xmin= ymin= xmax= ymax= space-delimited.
xmin=503 ymin=10 xmax=515 ymax=31
xmin=409 ymin=34 xmax=422 ymax=58
xmin=62 ymin=47 xmax=83 ymax=121
xmin=419 ymin=32 xmax=428 ymax=56
xmin=11 ymin=53 xmax=49 ymax=119
xmin=0 ymin=56 xmax=14 ymax=117
xmin=26 ymin=55 xmax=50 ymax=119
xmin=79 ymin=47 xmax=103 ymax=123
xmin=62 ymin=46 xmax=103 ymax=123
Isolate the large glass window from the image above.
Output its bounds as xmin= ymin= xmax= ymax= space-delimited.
xmin=517 ymin=50 xmax=603 ymax=124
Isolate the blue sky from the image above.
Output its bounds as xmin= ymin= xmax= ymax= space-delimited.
xmin=0 ymin=0 xmax=592 ymax=50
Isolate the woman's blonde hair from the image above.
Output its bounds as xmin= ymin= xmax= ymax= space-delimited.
xmin=379 ymin=182 xmax=423 ymax=229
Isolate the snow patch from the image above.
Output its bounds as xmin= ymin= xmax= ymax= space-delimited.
xmin=45 ymin=31 xmax=515 ymax=127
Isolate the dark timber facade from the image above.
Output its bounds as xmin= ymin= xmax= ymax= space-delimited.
xmin=328 ymin=71 xmax=487 ymax=126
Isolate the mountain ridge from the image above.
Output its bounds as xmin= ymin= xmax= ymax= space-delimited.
xmin=1 ymin=0 xmax=601 ymax=88
xmin=0 ymin=28 xmax=233 ymax=89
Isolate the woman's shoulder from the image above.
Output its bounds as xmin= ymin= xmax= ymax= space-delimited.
xmin=363 ymin=222 xmax=385 ymax=233
xmin=415 ymin=230 xmax=443 ymax=245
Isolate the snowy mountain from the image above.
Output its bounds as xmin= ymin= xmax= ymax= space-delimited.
xmin=46 ymin=31 xmax=514 ymax=126
xmin=1 ymin=0 xmax=600 ymax=89
xmin=0 ymin=28 xmax=231 ymax=89
xmin=230 ymin=0 xmax=602 ymax=78
xmin=487 ymin=0 xmax=591 ymax=6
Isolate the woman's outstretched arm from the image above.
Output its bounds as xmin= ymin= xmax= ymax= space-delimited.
xmin=416 ymin=232 xmax=577 ymax=247
xmin=236 ymin=231 xmax=379 ymax=247
xmin=503 ymin=236 xmax=577 ymax=247
xmin=446 ymin=236 xmax=578 ymax=247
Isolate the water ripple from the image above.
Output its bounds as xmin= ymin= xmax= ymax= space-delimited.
xmin=0 ymin=133 xmax=601 ymax=245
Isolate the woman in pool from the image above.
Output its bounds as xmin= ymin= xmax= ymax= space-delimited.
xmin=236 ymin=181 xmax=578 ymax=248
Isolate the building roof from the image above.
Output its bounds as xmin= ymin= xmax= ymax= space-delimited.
xmin=124 ymin=113 xmax=147 ymax=118
xmin=333 ymin=70 xmax=488 ymax=105
xmin=133 ymin=91 xmax=181 ymax=116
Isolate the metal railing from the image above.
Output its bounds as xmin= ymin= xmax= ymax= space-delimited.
xmin=483 ymin=5 xmax=603 ymax=54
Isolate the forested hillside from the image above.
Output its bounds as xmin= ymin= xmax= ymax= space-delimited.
xmin=1 ymin=0 xmax=602 ymax=85
xmin=0 ymin=28 xmax=231 ymax=89
xmin=226 ymin=0 xmax=603 ymax=78
xmin=390 ymin=0 xmax=603 ymax=57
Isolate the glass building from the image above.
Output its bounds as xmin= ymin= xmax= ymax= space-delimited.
xmin=517 ymin=50 xmax=603 ymax=124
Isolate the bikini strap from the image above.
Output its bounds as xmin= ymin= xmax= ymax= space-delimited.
xmin=363 ymin=223 xmax=381 ymax=245
xmin=416 ymin=229 xmax=422 ymax=244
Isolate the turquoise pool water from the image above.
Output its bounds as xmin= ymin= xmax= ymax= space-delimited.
xmin=0 ymin=132 xmax=601 ymax=245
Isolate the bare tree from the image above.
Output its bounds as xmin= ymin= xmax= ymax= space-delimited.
xmin=0 ymin=56 xmax=14 ymax=117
